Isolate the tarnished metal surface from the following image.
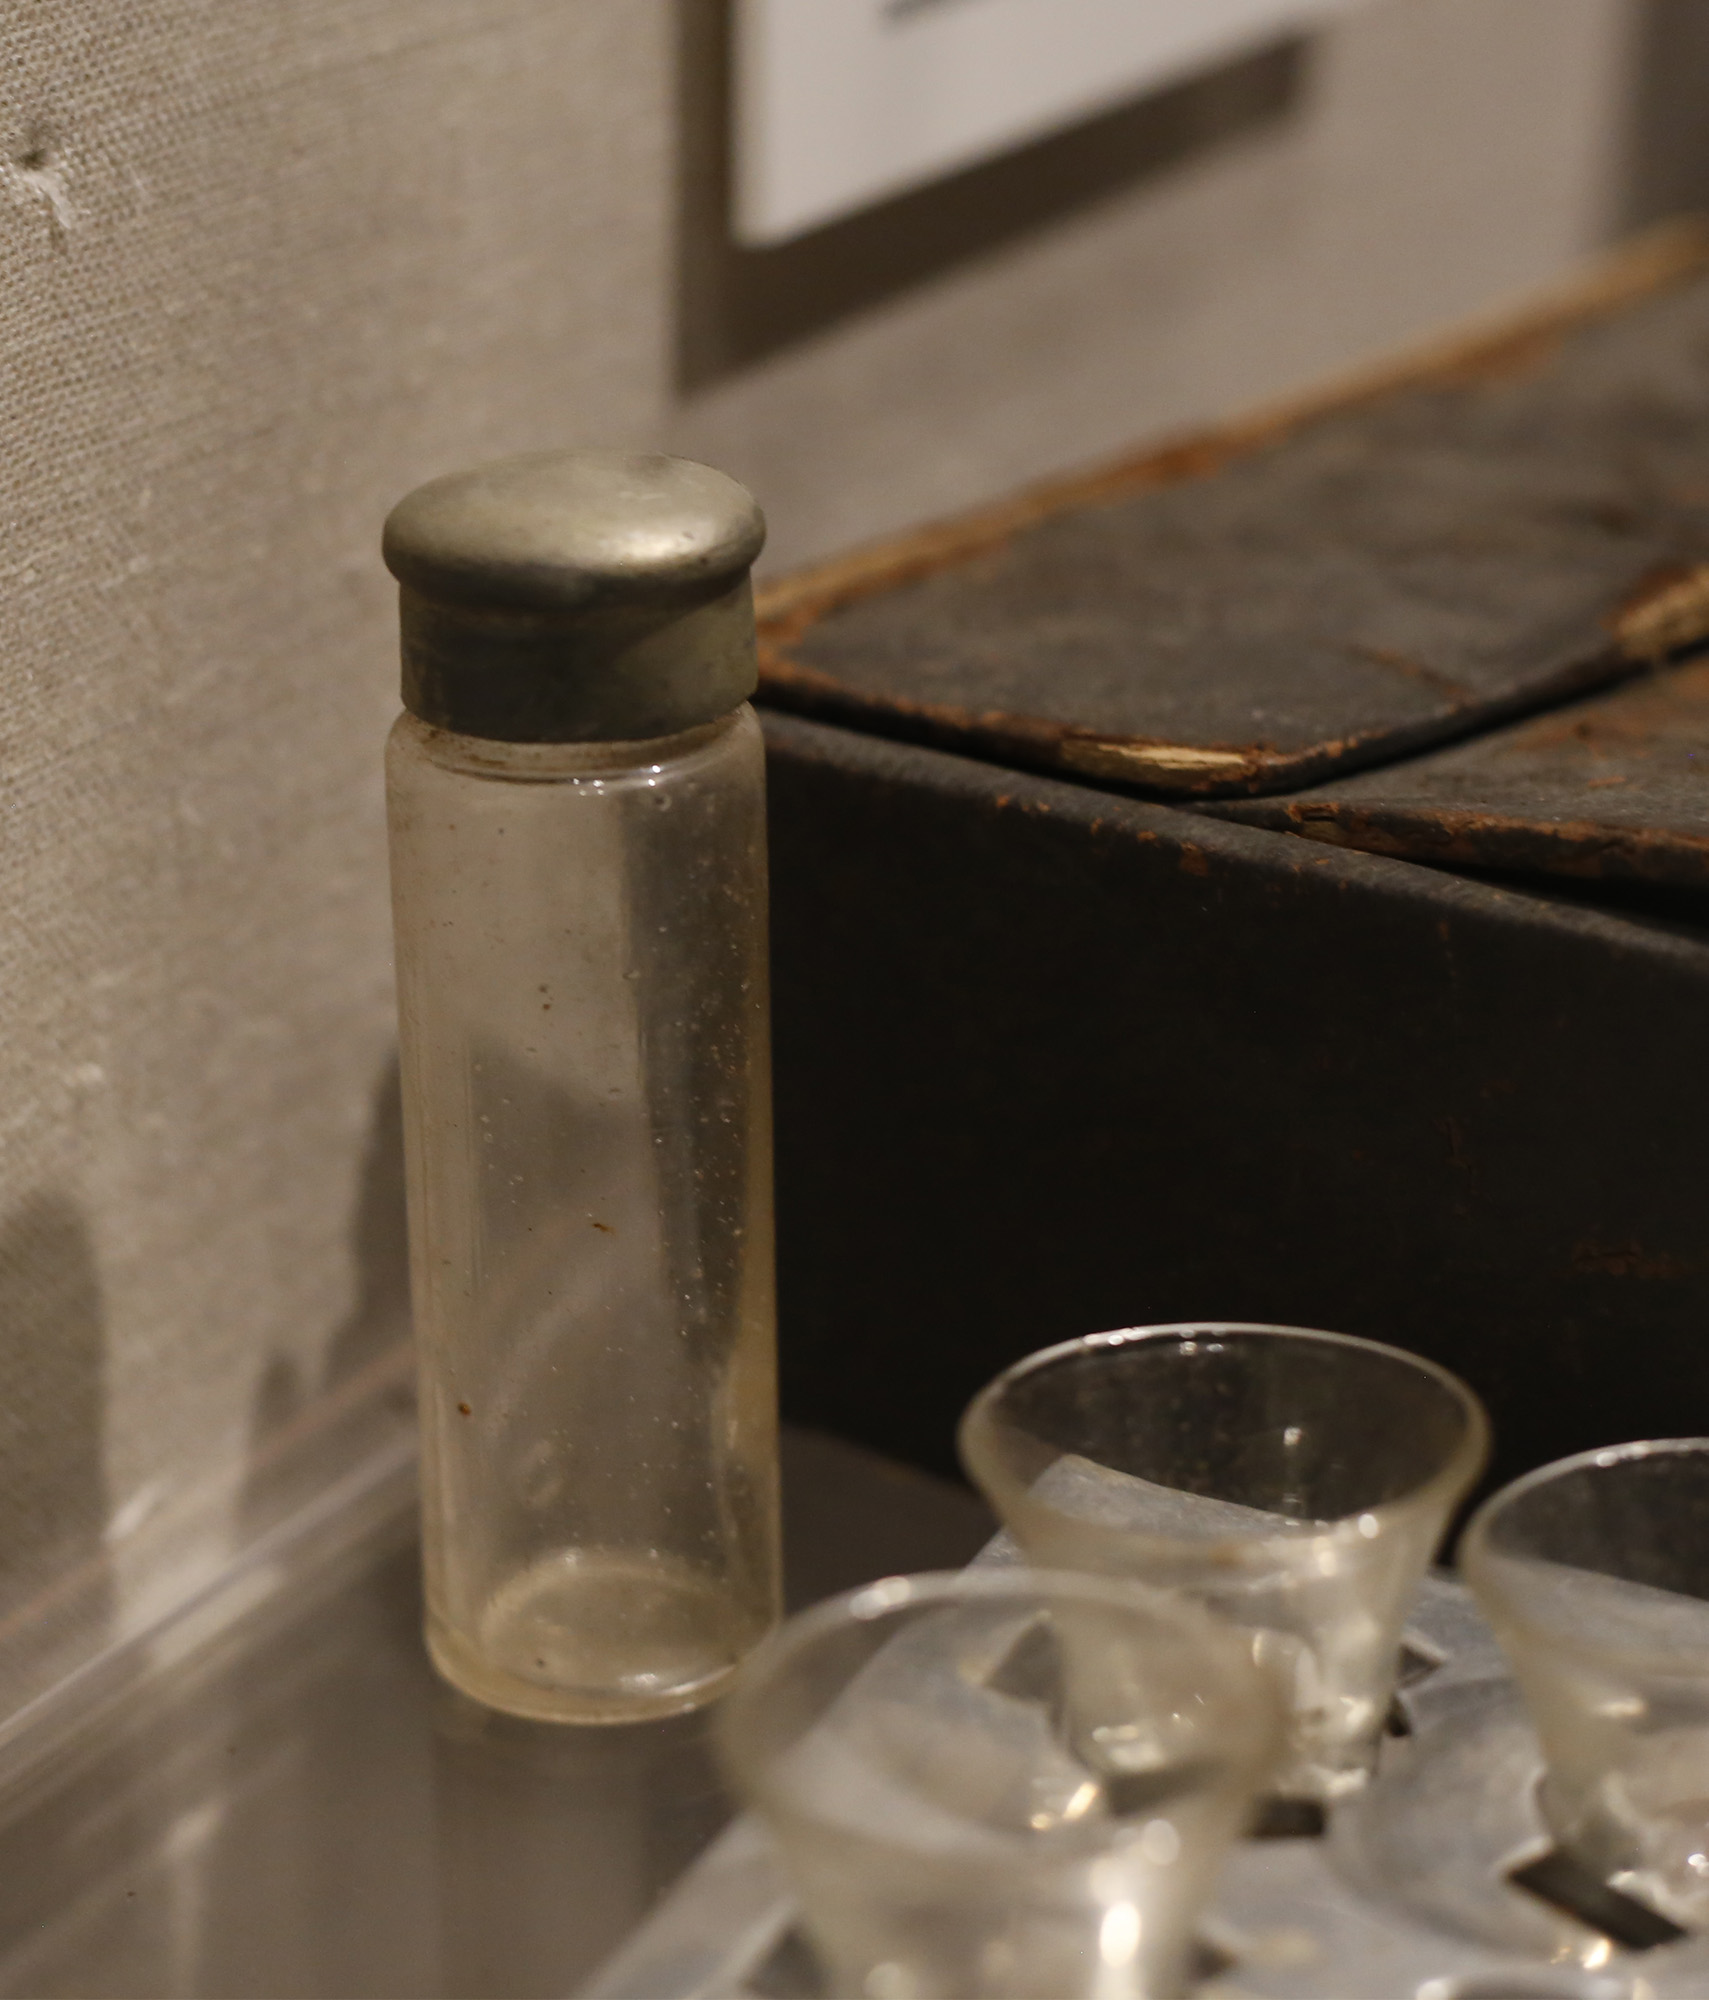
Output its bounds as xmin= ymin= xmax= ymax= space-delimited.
xmin=1208 ymin=652 xmax=1709 ymax=892
xmin=757 ymin=226 xmax=1709 ymax=800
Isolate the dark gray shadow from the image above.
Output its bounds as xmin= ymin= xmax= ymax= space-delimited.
xmin=677 ymin=0 xmax=1311 ymax=388
xmin=236 ymin=1056 xmax=413 ymax=1539
xmin=248 ymin=1351 xmax=309 ymax=1447
xmin=1619 ymin=0 xmax=1709 ymax=230
xmin=0 ymin=1194 xmax=112 ymax=1666
xmin=324 ymin=1055 xmax=411 ymax=1388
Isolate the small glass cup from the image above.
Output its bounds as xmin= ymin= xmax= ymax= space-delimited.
xmin=959 ymin=1324 xmax=1489 ymax=1802
xmin=716 ymin=1568 xmax=1282 ymax=2000
xmin=1462 ymin=1438 xmax=1709 ymax=1927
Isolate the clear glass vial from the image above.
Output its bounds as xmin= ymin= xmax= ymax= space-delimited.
xmin=382 ymin=451 xmax=781 ymax=1723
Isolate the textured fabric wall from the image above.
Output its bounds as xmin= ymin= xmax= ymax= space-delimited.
xmin=0 ymin=0 xmax=1648 ymax=1723
xmin=0 ymin=1 xmax=670 ymax=1717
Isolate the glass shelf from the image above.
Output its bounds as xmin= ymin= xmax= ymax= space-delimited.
xmin=0 ymin=1430 xmax=991 ymax=2000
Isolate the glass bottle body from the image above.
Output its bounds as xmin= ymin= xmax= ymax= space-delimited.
xmin=386 ymin=705 xmax=780 ymax=1723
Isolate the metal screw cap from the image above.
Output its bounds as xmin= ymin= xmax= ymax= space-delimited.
xmin=382 ymin=450 xmax=767 ymax=743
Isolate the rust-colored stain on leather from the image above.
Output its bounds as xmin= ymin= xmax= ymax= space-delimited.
xmin=1570 ymin=1240 xmax=1693 ymax=1280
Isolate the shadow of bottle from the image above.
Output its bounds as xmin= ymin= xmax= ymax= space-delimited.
xmin=432 ymin=1686 xmax=732 ymax=2000
xmin=0 ymin=1191 xmax=113 ymax=1699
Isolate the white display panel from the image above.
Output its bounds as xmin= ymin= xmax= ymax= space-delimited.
xmin=733 ymin=0 xmax=1360 ymax=246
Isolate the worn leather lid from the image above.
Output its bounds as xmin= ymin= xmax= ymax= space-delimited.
xmin=757 ymin=227 xmax=1709 ymax=805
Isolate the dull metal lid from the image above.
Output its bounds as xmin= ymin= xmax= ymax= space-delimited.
xmin=383 ymin=450 xmax=767 ymax=743
xmin=757 ymin=227 xmax=1709 ymax=803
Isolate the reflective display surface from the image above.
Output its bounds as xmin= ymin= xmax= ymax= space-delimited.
xmin=0 ymin=1432 xmax=991 ymax=1999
